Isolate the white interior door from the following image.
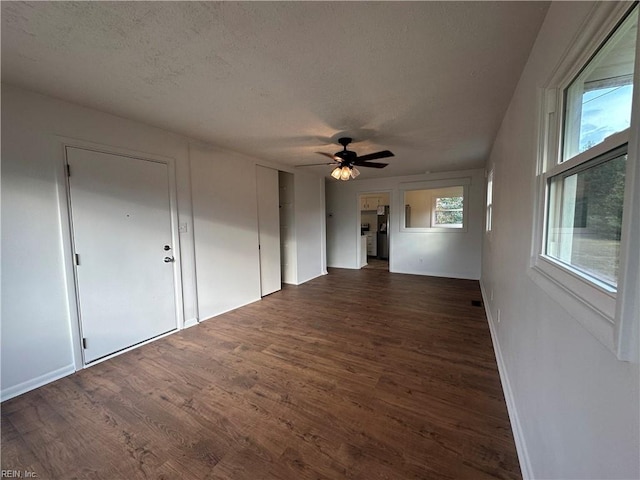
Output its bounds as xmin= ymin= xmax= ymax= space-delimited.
xmin=67 ymin=147 xmax=177 ymax=363
xmin=256 ymin=166 xmax=281 ymax=296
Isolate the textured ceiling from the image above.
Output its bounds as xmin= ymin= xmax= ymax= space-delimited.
xmin=1 ymin=1 xmax=549 ymax=179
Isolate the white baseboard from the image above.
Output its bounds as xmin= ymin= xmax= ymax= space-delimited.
xmin=326 ymin=263 xmax=360 ymax=270
xmin=479 ymin=281 xmax=534 ymax=480
xmin=183 ymin=317 xmax=199 ymax=329
xmin=295 ymin=271 xmax=328 ymax=285
xmin=199 ymin=296 xmax=262 ymax=322
xmin=390 ymin=267 xmax=479 ymax=280
xmin=1 ymin=364 xmax=76 ymax=402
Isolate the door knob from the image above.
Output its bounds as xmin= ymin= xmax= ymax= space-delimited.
xmin=164 ymin=256 xmax=175 ymax=263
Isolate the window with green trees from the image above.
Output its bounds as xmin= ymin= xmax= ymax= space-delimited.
xmin=546 ymin=148 xmax=626 ymax=287
xmin=434 ymin=196 xmax=463 ymax=227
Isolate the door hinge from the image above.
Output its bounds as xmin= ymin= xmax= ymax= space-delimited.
xmin=82 ymin=338 xmax=87 ymax=349
xmin=66 ymin=164 xmax=71 ymax=177
xmin=75 ymin=253 xmax=80 ymax=266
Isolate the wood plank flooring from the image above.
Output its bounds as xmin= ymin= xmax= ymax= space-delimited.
xmin=363 ymin=257 xmax=389 ymax=270
xmin=1 ymin=268 xmax=521 ymax=479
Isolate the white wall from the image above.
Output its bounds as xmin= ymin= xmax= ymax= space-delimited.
xmin=190 ymin=146 xmax=262 ymax=319
xmin=294 ymin=172 xmax=327 ymax=284
xmin=0 ymin=84 xmax=327 ymax=400
xmin=326 ymin=169 xmax=484 ymax=280
xmin=404 ymin=189 xmax=431 ymax=228
xmin=482 ymin=3 xmax=640 ymax=479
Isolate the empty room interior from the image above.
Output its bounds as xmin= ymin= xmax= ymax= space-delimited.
xmin=2 ymin=2 xmax=639 ymax=479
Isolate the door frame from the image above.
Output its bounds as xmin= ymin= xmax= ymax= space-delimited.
xmin=356 ymin=189 xmax=393 ymax=270
xmin=55 ymin=137 xmax=184 ymax=370
xmin=256 ymin=165 xmax=282 ymax=297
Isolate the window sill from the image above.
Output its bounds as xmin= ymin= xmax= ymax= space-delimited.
xmin=528 ymin=255 xmax=617 ymax=355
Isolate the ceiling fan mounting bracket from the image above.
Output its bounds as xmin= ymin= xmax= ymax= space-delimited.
xmin=338 ymin=137 xmax=352 ymax=148
xmin=336 ymin=137 xmax=356 ymax=163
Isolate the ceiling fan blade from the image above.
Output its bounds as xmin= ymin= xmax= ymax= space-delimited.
xmin=316 ymin=152 xmax=340 ymax=161
xmin=356 ymin=150 xmax=394 ymax=162
xmin=296 ymin=162 xmax=337 ymax=167
xmin=353 ymin=161 xmax=388 ymax=168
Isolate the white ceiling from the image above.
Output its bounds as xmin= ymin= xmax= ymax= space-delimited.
xmin=1 ymin=1 xmax=549 ymax=179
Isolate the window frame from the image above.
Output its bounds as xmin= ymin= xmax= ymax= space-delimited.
xmin=486 ymin=168 xmax=494 ymax=235
xmin=530 ymin=2 xmax=640 ymax=359
xmin=431 ymin=191 xmax=464 ymax=228
xmin=544 ymin=140 xmax=628 ymax=292
xmin=399 ymin=178 xmax=470 ymax=233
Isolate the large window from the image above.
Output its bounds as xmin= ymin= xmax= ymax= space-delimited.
xmin=544 ymin=5 xmax=636 ymax=291
xmin=533 ymin=3 xmax=638 ymax=358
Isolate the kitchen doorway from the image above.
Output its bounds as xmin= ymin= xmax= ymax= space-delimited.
xmin=358 ymin=192 xmax=390 ymax=271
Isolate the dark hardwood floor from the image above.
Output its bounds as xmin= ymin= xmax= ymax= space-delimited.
xmin=363 ymin=257 xmax=389 ymax=270
xmin=1 ymin=268 xmax=520 ymax=479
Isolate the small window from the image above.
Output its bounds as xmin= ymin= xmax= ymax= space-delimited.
xmin=433 ymin=194 xmax=463 ymax=228
xmin=486 ymin=169 xmax=494 ymax=233
xmin=403 ymin=185 xmax=465 ymax=230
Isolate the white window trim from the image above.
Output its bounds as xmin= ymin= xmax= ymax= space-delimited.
xmin=529 ymin=2 xmax=640 ymax=360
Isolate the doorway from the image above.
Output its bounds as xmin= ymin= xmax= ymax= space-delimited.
xmin=359 ymin=191 xmax=390 ymax=271
xmin=66 ymin=147 xmax=178 ymax=364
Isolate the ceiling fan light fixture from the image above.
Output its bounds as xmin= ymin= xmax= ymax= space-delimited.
xmin=304 ymin=136 xmax=393 ymax=179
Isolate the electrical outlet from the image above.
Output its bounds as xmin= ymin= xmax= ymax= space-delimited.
xmin=178 ymin=223 xmax=188 ymax=233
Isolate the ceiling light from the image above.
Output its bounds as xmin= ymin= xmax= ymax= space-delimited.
xmin=298 ymin=136 xmax=393 ymax=180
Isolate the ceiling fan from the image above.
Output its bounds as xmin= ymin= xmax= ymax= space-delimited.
xmin=299 ymin=137 xmax=394 ymax=180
